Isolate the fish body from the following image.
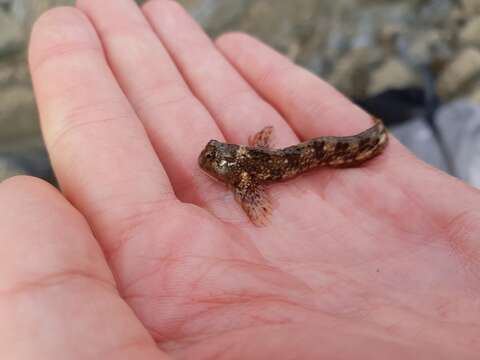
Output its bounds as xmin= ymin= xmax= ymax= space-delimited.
xmin=198 ymin=118 xmax=388 ymax=225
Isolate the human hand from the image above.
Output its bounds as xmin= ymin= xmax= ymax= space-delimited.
xmin=2 ymin=0 xmax=479 ymax=358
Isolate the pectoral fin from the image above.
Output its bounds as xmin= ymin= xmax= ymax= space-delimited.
xmin=233 ymin=175 xmax=272 ymax=226
xmin=249 ymin=126 xmax=274 ymax=148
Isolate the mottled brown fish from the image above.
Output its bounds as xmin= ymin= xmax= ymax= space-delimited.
xmin=198 ymin=118 xmax=388 ymax=226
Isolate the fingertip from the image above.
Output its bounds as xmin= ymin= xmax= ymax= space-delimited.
xmin=142 ymin=0 xmax=199 ymax=35
xmin=216 ymin=30 xmax=294 ymax=85
xmin=142 ymin=0 xmax=185 ymax=13
xmin=215 ymin=31 xmax=287 ymax=63
xmin=31 ymin=6 xmax=85 ymax=32
xmin=29 ymin=6 xmax=99 ymax=72
xmin=215 ymin=32 xmax=281 ymax=74
xmin=215 ymin=31 xmax=256 ymax=49
xmin=0 ymin=175 xmax=55 ymax=197
xmin=0 ymin=176 xmax=72 ymax=218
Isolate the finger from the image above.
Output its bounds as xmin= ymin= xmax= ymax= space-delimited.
xmin=142 ymin=0 xmax=299 ymax=147
xmin=29 ymin=7 xmax=176 ymax=251
xmin=215 ymin=32 xmax=417 ymax=181
xmin=213 ymin=34 xmax=480 ymax=245
xmin=76 ymin=0 xmax=225 ymax=205
xmin=0 ymin=177 xmax=167 ymax=360
xmin=214 ymin=32 xmax=450 ymax=230
xmin=216 ymin=32 xmax=385 ymax=139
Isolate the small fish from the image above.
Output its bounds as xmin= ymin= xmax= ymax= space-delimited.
xmin=198 ymin=118 xmax=388 ymax=226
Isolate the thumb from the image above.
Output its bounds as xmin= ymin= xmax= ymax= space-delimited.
xmin=0 ymin=176 xmax=168 ymax=360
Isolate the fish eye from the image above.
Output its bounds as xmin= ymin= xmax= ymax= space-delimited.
xmin=205 ymin=151 xmax=214 ymax=159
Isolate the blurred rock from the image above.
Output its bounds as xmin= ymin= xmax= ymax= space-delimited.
xmin=460 ymin=0 xmax=480 ymax=14
xmin=0 ymin=156 xmax=26 ymax=181
xmin=368 ymin=58 xmax=420 ymax=96
xmin=419 ymin=0 xmax=455 ymax=25
xmin=184 ymin=0 xmax=251 ymax=35
xmin=391 ymin=117 xmax=448 ymax=173
xmin=0 ymin=64 xmax=14 ymax=85
xmin=176 ymin=0 xmax=480 ymax=103
xmin=437 ymin=48 xmax=480 ymax=99
xmin=390 ymin=101 xmax=480 ymax=188
xmin=0 ymin=58 xmax=29 ymax=87
xmin=459 ymin=16 xmax=480 ymax=46
xmin=469 ymin=81 xmax=480 ymax=102
xmin=0 ymin=10 xmax=23 ymax=55
xmin=399 ymin=30 xmax=451 ymax=66
xmin=10 ymin=0 xmax=74 ymax=29
xmin=0 ymin=0 xmax=479 ymax=187
xmin=328 ymin=48 xmax=381 ymax=99
xmin=0 ymin=147 xmax=53 ymax=182
xmin=0 ymin=86 xmax=39 ymax=141
xmin=436 ymin=101 xmax=480 ymax=187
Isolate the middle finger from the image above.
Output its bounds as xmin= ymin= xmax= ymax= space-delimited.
xmin=142 ymin=0 xmax=299 ymax=148
xmin=76 ymin=0 xmax=224 ymax=206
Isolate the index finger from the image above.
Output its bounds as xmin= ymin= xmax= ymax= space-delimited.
xmin=29 ymin=7 xmax=176 ymax=252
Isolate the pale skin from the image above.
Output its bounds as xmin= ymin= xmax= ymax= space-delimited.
xmin=0 ymin=0 xmax=479 ymax=358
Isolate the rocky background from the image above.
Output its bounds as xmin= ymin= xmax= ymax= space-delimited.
xmin=1 ymin=0 xmax=480 ymax=182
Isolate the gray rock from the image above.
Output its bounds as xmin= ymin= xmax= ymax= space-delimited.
xmin=0 ymin=0 xmax=479 ymax=189
xmin=0 ymin=147 xmax=53 ymax=182
xmin=460 ymin=0 xmax=480 ymax=14
xmin=328 ymin=48 xmax=384 ymax=99
xmin=0 ymin=86 xmax=39 ymax=142
xmin=0 ymin=10 xmax=23 ymax=55
xmin=0 ymin=63 xmax=14 ymax=85
xmin=240 ymin=0 xmax=322 ymax=57
xmin=391 ymin=101 xmax=480 ymax=188
xmin=398 ymin=29 xmax=451 ymax=66
xmin=0 ymin=156 xmax=27 ymax=182
xmin=418 ymin=0 xmax=454 ymax=26
xmin=435 ymin=101 xmax=480 ymax=187
xmin=459 ymin=16 xmax=480 ymax=47
xmin=469 ymin=80 xmax=480 ymax=103
xmin=183 ymin=0 xmax=251 ymax=36
xmin=391 ymin=118 xmax=448 ymax=173
xmin=367 ymin=58 xmax=420 ymax=96
xmin=0 ymin=60 xmax=29 ymax=87
xmin=8 ymin=0 xmax=74 ymax=31
xmin=437 ymin=48 xmax=480 ymax=99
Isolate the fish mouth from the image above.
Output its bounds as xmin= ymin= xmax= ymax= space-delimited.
xmin=198 ymin=144 xmax=212 ymax=169
xmin=198 ymin=140 xmax=219 ymax=170
xmin=198 ymin=148 xmax=207 ymax=169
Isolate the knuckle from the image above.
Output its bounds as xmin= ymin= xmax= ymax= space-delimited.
xmin=143 ymin=0 xmax=186 ymax=14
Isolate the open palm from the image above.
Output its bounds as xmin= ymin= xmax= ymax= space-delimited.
xmin=2 ymin=0 xmax=479 ymax=359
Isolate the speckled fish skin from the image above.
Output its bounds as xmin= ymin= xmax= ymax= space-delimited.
xmin=198 ymin=117 xmax=388 ymax=226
